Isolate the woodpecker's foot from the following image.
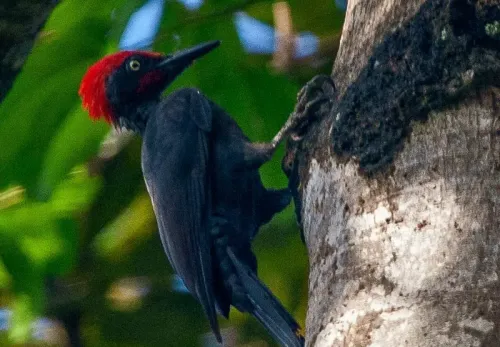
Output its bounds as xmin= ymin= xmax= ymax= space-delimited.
xmin=271 ymin=75 xmax=335 ymax=147
xmin=280 ymin=76 xmax=335 ymax=240
xmin=289 ymin=75 xmax=336 ymax=141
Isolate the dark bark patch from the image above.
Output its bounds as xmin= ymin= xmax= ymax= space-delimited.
xmin=330 ymin=0 xmax=500 ymax=174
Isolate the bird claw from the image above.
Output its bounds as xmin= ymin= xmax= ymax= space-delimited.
xmin=270 ymin=75 xmax=336 ymax=147
xmin=296 ymin=75 xmax=336 ymax=106
xmin=288 ymin=75 xmax=336 ymax=141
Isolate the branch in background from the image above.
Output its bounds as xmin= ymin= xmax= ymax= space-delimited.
xmin=0 ymin=0 xmax=59 ymax=104
xmin=158 ymin=0 xmax=263 ymax=43
xmin=272 ymin=1 xmax=295 ymax=72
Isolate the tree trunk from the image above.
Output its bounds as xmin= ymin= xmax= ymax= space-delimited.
xmin=288 ymin=0 xmax=500 ymax=345
xmin=0 ymin=0 xmax=59 ymax=104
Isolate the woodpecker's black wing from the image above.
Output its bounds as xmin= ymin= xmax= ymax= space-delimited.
xmin=141 ymin=88 xmax=220 ymax=341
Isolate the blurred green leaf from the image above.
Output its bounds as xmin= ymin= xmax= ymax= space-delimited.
xmin=10 ymin=290 xmax=42 ymax=343
xmin=50 ymin=167 xmax=102 ymax=216
xmin=94 ymin=193 xmax=156 ymax=260
xmin=0 ymin=257 xmax=11 ymax=289
xmin=37 ymin=107 xmax=108 ymax=200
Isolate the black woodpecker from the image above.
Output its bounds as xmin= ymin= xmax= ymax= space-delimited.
xmin=79 ymin=41 xmax=308 ymax=346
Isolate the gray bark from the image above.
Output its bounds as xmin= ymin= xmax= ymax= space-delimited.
xmin=288 ymin=0 xmax=500 ymax=346
xmin=0 ymin=0 xmax=59 ymax=104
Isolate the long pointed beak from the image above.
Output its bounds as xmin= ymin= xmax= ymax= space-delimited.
xmin=157 ymin=40 xmax=220 ymax=69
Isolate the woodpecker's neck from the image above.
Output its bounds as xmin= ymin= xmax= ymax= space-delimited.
xmin=111 ymin=99 xmax=158 ymax=134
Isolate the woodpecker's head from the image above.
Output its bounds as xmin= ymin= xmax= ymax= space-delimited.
xmin=79 ymin=40 xmax=220 ymax=125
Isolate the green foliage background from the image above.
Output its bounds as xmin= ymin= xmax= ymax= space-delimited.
xmin=0 ymin=1 xmax=343 ymax=345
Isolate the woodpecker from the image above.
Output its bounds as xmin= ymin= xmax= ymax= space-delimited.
xmin=79 ymin=41 xmax=307 ymax=346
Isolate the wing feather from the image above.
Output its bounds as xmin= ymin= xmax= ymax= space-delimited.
xmin=141 ymin=89 xmax=220 ymax=340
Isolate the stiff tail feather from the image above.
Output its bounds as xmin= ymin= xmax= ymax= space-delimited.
xmin=227 ymin=249 xmax=305 ymax=347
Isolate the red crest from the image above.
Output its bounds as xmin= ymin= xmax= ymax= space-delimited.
xmin=79 ymin=51 xmax=161 ymax=123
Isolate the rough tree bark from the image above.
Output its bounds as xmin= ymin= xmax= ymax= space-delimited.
xmin=0 ymin=0 xmax=59 ymax=104
xmin=286 ymin=0 xmax=500 ymax=346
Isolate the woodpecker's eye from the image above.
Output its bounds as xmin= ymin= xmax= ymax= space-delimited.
xmin=129 ymin=60 xmax=141 ymax=71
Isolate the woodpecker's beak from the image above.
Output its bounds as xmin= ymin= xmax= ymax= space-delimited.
xmin=157 ymin=40 xmax=220 ymax=72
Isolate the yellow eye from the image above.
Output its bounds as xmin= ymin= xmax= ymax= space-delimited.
xmin=129 ymin=60 xmax=141 ymax=71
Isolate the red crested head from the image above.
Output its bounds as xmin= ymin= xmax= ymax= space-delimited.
xmin=79 ymin=51 xmax=161 ymax=123
xmin=79 ymin=41 xmax=220 ymax=129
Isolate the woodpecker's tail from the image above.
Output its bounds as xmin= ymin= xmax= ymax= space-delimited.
xmin=227 ymin=249 xmax=305 ymax=347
